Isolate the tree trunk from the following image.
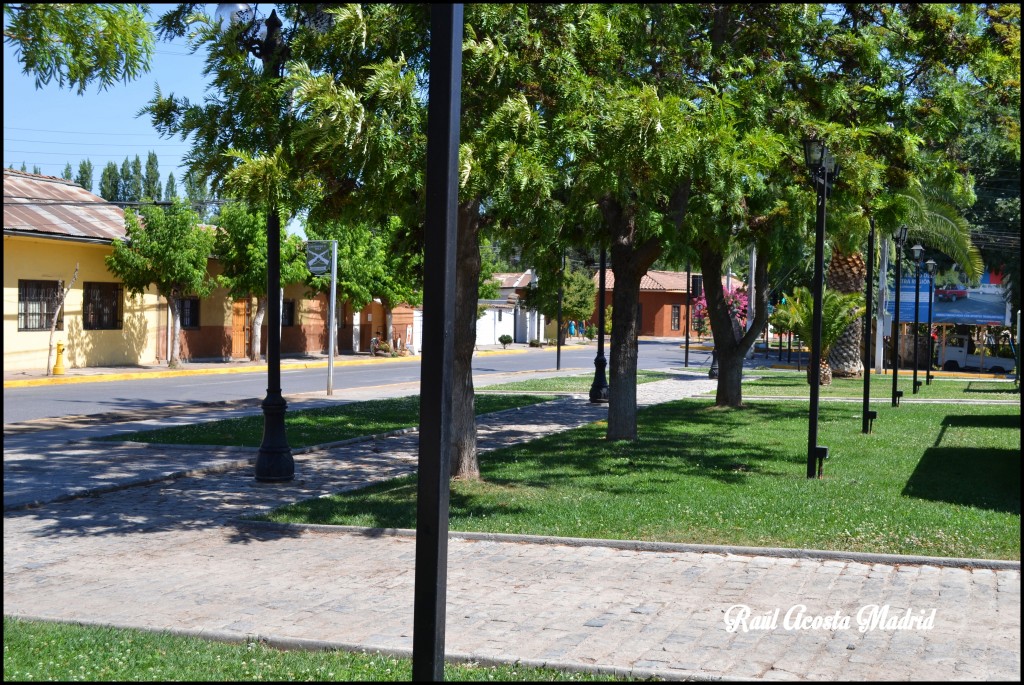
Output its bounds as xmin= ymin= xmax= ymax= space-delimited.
xmin=603 ymin=197 xmax=663 ymax=441
xmin=451 ymin=201 xmax=482 ymax=480
xmin=699 ymin=241 xmax=769 ymax=407
xmin=381 ymin=296 xmax=395 ymax=349
xmin=826 ymin=249 xmax=867 ymax=377
xmin=168 ymin=295 xmax=182 ymax=368
xmin=46 ymin=264 xmax=79 ymax=375
xmin=251 ymin=296 xmax=267 ymax=362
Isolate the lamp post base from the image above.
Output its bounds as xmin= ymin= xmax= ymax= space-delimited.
xmin=589 ymin=354 xmax=609 ymax=403
xmin=255 ymin=393 xmax=294 ymax=482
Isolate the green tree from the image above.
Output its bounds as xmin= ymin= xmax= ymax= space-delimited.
xmin=118 ymin=157 xmax=134 ymax=202
xmin=106 ymin=200 xmax=216 ymax=367
xmin=143 ymin=151 xmax=161 ymax=201
xmin=522 ymin=263 xmax=597 ymax=342
xmin=164 ymin=172 xmax=177 ymax=201
xmin=61 ymin=163 xmax=73 ymax=180
xmin=776 ymin=286 xmax=865 ymax=386
xmin=3 ymin=3 xmax=154 ymax=94
xmin=182 ymin=170 xmax=211 ymax=219
xmin=213 ymin=202 xmax=308 ymax=361
xmin=75 ymin=159 xmax=94 ymax=192
xmin=19 ymin=162 xmax=27 ymax=172
xmin=98 ymin=161 xmax=120 ymax=201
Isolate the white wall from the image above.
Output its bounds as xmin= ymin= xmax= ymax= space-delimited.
xmin=475 ymin=307 xmax=516 ymax=346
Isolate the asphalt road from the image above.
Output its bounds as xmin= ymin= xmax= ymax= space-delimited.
xmin=3 ymin=341 xmax=713 ymax=424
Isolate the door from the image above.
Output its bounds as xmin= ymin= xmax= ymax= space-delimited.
xmin=231 ymin=299 xmax=250 ymax=359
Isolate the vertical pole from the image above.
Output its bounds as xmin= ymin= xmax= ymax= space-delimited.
xmin=684 ymin=262 xmax=691 ymax=367
xmin=875 ymin=240 xmax=889 ymax=373
xmin=327 ymin=240 xmax=337 ymax=395
xmin=413 ymin=5 xmax=462 ymax=681
xmin=255 ymin=206 xmax=294 ymax=481
xmin=862 ymin=219 xmax=875 ymax=433
xmin=926 ymin=272 xmax=934 ymax=385
xmin=807 ymin=166 xmax=827 ymax=479
xmin=913 ymin=259 xmax=921 ymax=393
xmin=891 ymin=240 xmax=903 ymax=407
xmin=556 ymin=250 xmax=564 ymax=371
xmin=590 ymin=249 xmax=609 ymax=403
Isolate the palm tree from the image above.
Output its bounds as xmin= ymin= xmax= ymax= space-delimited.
xmin=778 ymin=285 xmax=866 ymax=386
xmin=826 ymin=178 xmax=982 ymax=377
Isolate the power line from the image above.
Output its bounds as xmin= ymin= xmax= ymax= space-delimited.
xmin=4 ymin=126 xmax=180 ymax=137
xmin=4 ymin=138 xmax=190 ymax=148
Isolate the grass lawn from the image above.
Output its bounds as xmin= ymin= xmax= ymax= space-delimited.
xmin=100 ymin=394 xmax=553 ymax=448
xmin=1 ymin=617 xmax=627 ymax=682
xmin=262 ymin=397 xmax=1020 ymax=560
xmin=736 ymin=375 xmax=1020 ymax=400
xmin=479 ymin=370 xmax=674 ymax=393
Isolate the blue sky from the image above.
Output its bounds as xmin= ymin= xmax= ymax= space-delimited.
xmin=3 ymin=15 xmax=209 ymax=190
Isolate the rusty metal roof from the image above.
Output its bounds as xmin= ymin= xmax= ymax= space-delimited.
xmin=3 ymin=169 xmax=127 ymax=243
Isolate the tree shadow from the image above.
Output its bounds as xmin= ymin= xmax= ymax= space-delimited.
xmin=902 ymin=446 xmax=1020 ymax=514
xmin=963 ymin=382 xmax=1020 ymax=396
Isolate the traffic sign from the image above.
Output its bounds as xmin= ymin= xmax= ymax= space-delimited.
xmin=306 ymin=241 xmax=332 ymax=274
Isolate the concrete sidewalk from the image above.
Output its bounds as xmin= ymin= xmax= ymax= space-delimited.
xmin=3 ymin=376 xmax=1020 ymax=681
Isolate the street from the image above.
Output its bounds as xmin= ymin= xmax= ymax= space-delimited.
xmin=2 ymin=341 xmax=712 ymax=425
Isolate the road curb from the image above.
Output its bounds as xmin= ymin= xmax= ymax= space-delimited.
xmin=227 ymin=520 xmax=1021 ymax=570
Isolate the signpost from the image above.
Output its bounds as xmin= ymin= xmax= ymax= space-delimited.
xmin=307 ymin=240 xmax=338 ymax=395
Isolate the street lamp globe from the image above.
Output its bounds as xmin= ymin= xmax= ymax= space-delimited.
xmin=925 ymin=259 xmax=936 ymax=274
xmin=215 ymin=3 xmax=253 ymax=29
xmin=911 ymin=244 xmax=924 ymax=261
xmin=802 ymin=138 xmax=838 ymax=175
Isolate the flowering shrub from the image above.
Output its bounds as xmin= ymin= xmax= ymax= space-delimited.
xmin=692 ymin=287 xmax=748 ymax=338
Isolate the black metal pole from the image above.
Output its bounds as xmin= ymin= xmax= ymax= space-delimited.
xmin=556 ymin=250 xmax=564 ymax=370
xmin=912 ymin=258 xmax=921 ymax=393
xmin=807 ymin=165 xmax=828 ymax=479
xmin=413 ymin=5 xmax=462 ymax=681
xmin=926 ymin=271 xmax=934 ymax=385
xmin=590 ymin=249 xmax=609 ymax=403
xmin=255 ymin=10 xmax=292 ymax=482
xmin=891 ymin=239 xmax=903 ymax=407
xmin=862 ymin=219 xmax=875 ymax=433
xmin=684 ymin=263 xmax=691 ymax=367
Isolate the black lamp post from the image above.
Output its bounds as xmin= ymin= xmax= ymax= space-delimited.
xmin=911 ymin=244 xmax=924 ymax=394
xmin=862 ymin=217 xmax=877 ymax=434
xmin=589 ymin=248 xmax=609 ymax=403
xmin=802 ymin=137 xmax=838 ymax=479
xmin=891 ymin=225 xmax=909 ymax=407
xmin=217 ymin=3 xmax=297 ymax=481
xmin=925 ymin=259 xmax=936 ymax=385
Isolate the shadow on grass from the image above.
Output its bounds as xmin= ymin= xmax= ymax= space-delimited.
xmin=902 ymin=447 xmax=1020 ymax=514
xmin=963 ymin=382 xmax=1021 ymax=396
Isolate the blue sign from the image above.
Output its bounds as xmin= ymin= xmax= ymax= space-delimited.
xmin=885 ymin=273 xmax=1010 ymax=326
xmin=884 ymin=275 xmax=932 ymax=323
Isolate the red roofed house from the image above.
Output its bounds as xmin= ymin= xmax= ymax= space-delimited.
xmin=593 ymin=268 xmax=704 ymax=338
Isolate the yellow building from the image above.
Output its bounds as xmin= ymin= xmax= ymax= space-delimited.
xmin=3 ymin=169 xmax=163 ymax=372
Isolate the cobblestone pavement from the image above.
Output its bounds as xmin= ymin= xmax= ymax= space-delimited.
xmin=4 ymin=375 xmax=1020 ymax=681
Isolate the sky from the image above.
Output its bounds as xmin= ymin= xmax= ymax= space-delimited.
xmin=3 ymin=28 xmax=207 ymax=191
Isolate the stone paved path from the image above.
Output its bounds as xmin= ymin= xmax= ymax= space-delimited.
xmin=4 ymin=375 xmax=1020 ymax=681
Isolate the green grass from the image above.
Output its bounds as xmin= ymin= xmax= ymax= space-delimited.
xmin=737 ymin=374 xmax=1020 ymax=400
xmin=2 ymin=617 xmax=631 ymax=682
xmin=99 ymin=394 xmax=553 ymax=448
xmin=263 ymin=398 xmax=1021 ymax=560
xmin=479 ymin=370 xmax=674 ymax=393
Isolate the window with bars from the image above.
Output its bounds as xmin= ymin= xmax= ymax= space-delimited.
xmin=671 ymin=304 xmax=681 ymax=331
xmin=282 ymin=299 xmax=296 ymax=327
xmin=83 ymin=282 xmax=123 ymax=330
xmin=180 ymin=298 xmax=200 ymax=329
xmin=18 ymin=280 xmax=62 ymax=331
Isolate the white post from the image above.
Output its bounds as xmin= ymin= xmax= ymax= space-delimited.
xmin=875 ymin=238 xmax=889 ymax=373
xmin=327 ymin=240 xmax=337 ymax=395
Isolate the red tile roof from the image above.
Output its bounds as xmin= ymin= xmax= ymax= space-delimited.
xmin=594 ymin=268 xmax=700 ymax=292
xmin=3 ymin=169 xmax=127 ymax=242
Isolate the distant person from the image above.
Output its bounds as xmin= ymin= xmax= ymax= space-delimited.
xmin=568 ymin=320 xmax=576 ymax=340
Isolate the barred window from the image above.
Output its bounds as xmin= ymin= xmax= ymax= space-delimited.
xmin=282 ymin=299 xmax=296 ymax=327
xmin=83 ymin=282 xmax=123 ymax=330
xmin=671 ymin=305 xmax=681 ymax=331
xmin=181 ymin=298 xmax=200 ymax=329
xmin=18 ymin=280 xmax=62 ymax=331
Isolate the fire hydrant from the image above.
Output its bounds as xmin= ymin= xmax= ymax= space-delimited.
xmin=53 ymin=342 xmax=66 ymax=375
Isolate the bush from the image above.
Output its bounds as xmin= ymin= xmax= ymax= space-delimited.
xmin=529 ymin=338 xmax=542 ymax=347
xmin=584 ymin=324 xmax=597 ymax=340
xmin=498 ymin=334 xmax=513 ymax=349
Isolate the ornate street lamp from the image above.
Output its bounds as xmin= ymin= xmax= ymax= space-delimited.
xmin=802 ymin=137 xmax=839 ymax=479
xmin=862 ymin=217 xmax=877 ymax=434
xmin=891 ymin=224 xmax=909 ymax=407
xmin=911 ymin=244 xmax=924 ymax=394
xmin=216 ymin=3 xmax=329 ymax=481
xmin=589 ymin=248 xmax=609 ymax=403
xmin=925 ymin=259 xmax=937 ymax=385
